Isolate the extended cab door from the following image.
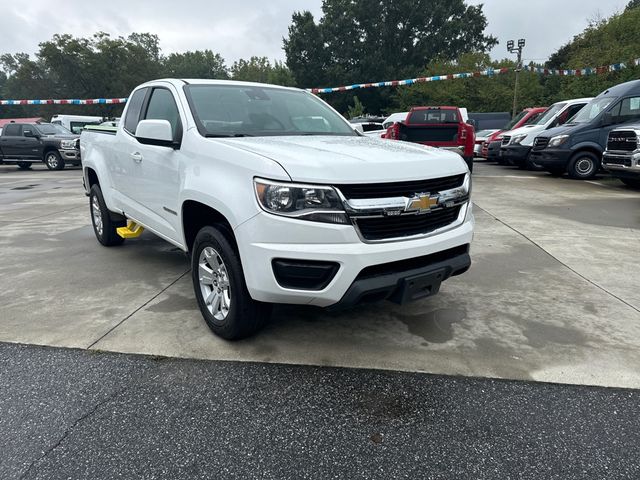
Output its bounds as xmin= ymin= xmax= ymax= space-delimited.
xmin=20 ymin=125 xmax=45 ymax=160
xmin=117 ymin=86 xmax=184 ymax=243
xmin=0 ymin=124 xmax=28 ymax=158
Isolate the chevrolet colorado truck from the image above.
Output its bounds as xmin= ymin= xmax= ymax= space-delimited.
xmin=602 ymin=125 xmax=640 ymax=188
xmin=81 ymin=79 xmax=473 ymax=339
xmin=385 ymin=106 xmax=475 ymax=171
xmin=0 ymin=122 xmax=80 ymax=170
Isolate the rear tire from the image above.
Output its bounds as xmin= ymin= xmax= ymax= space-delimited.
xmin=568 ymin=151 xmax=599 ymax=180
xmin=89 ymin=184 xmax=125 ymax=247
xmin=620 ymin=178 xmax=640 ymax=189
xmin=44 ymin=151 xmax=65 ymax=170
xmin=191 ymin=226 xmax=271 ymax=340
xmin=17 ymin=162 xmax=32 ymax=170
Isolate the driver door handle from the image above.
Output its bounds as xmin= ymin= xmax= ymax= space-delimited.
xmin=130 ymin=152 xmax=143 ymax=163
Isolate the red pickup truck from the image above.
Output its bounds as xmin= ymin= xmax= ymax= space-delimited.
xmin=385 ymin=106 xmax=475 ymax=171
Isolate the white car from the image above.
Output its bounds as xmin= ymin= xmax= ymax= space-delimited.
xmin=51 ymin=115 xmax=103 ymax=134
xmin=81 ymin=79 xmax=473 ymax=339
xmin=382 ymin=112 xmax=409 ymax=130
xmin=473 ymin=129 xmax=500 ymax=156
xmin=499 ymin=98 xmax=592 ymax=169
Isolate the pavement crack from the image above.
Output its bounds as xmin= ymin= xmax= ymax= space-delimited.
xmin=87 ymin=269 xmax=191 ymax=349
xmin=475 ymin=204 xmax=640 ymax=314
xmin=18 ymin=387 xmax=127 ymax=479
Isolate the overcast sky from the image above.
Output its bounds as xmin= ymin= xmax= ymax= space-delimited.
xmin=0 ymin=0 xmax=627 ymax=72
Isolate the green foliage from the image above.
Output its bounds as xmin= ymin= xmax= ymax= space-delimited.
xmin=284 ymin=0 xmax=497 ymax=113
xmin=164 ymin=50 xmax=229 ymax=79
xmin=388 ymin=6 xmax=640 ymax=115
xmin=230 ymin=57 xmax=295 ymax=86
xmin=0 ymin=32 xmax=294 ymax=119
xmin=347 ymin=96 xmax=365 ymax=118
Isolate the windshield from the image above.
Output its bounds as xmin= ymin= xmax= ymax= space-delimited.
xmin=533 ymin=103 xmax=566 ymax=126
xmin=36 ymin=123 xmax=71 ymax=135
xmin=504 ymin=110 xmax=528 ymax=130
xmin=407 ymin=109 xmax=459 ymax=124
xmin=185 ymin=84 xmax=356 ymax=137
xmin=570 ymin=97 xmax=615 ymax=123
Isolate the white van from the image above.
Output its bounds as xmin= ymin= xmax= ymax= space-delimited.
xmin=499 ymin=98 xmax=592 ymax=169
xmin=51 ymin=115 xmax=103 ymax=134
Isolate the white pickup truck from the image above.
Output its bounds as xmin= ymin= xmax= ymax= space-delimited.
xmin=81 ymin=79 xmax=474 ymax=339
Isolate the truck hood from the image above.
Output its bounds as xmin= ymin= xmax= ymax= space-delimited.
xmin=218 ymin=135 xmax=468 ymax=183
xmin=535 ymin=124 xmax=578 ymax=139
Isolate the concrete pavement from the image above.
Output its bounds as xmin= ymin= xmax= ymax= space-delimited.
xmin=1 ymin=163 xmax=639 ymax=388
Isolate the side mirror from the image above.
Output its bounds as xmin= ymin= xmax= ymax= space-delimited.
xmin=467 ymin=119 xmax=477 ymax=130
xmin=135 ymin=119 xmax=176 ymax=147
xmin=601 ymin=112 xmax=613 ymax=126
xmin=23 ymin=129 xmax=38 ymax=138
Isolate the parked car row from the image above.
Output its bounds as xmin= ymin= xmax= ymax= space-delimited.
xmin=483 ymin=79 xmax=640 ymax=182
xmin=0 ymin=115 xmax=121 ymax=170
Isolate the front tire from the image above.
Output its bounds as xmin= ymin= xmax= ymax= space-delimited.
xmin=191 ymin=226 xmax=271 ymax=340
xmin=17 ymin=162 xmax=32 ymax=170
xmin=44 ymin=151 xmax=65 ymax=170
xmin=568 ymin=151 xmax=599 ymax=180
xmin=89 ymin=184 xmax=125 ymax=247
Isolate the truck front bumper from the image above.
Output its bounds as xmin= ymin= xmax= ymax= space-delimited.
xmin=235 ymin=205 xmax=474 ymax=308
xmin=60 ymin=148 xmax=81 ymax=162
xmin=602 ymin=151 xmax=640 ymax=178
xmin=487 ymin=141 xmax=501 ymax=161
xmin=529 ymin=148 xmax=573 ymax=169
xmin=500 ymin=144 xmax=531 ymax=166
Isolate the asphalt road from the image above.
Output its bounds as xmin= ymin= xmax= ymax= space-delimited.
xmin=1 ymin=162 xmax=640 ymax=388
xmin=1 ymin=342 xmax=639 ymax=480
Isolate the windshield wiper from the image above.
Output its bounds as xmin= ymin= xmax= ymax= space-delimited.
xmin=204 ymin=133 xmax=254 ymax=138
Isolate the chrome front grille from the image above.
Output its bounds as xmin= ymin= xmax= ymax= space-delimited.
xmin=608 ymin=131 xmax=638 ymax=152
xmin=337 ymin=174 xmax=470 ymax=242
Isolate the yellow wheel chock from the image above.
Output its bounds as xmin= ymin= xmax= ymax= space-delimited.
xmin=116 ymin=221 xmax=145 ymax=239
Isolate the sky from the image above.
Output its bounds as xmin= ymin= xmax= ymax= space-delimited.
xmin=0 ymin=0 xmax=628 ymax=70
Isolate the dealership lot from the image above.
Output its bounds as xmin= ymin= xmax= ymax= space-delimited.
xmin=1 ymin=162 xmax=640 ymax=389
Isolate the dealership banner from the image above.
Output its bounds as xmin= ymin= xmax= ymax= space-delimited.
xmin=0 ymin=98 xmax=127 ymax=106
xmin=1 ymin=58 xmax=639 ymax=105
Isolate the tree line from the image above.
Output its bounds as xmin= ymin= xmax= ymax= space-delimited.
xmin=1 ymin=0 xmax=639 ymax=120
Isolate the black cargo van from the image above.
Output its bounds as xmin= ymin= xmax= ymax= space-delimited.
xmin=529 ymin=79 xmax=640 ymax=179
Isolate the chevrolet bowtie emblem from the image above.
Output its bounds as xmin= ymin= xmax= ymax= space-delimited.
xmin=406 ymin=193 xmax=439 ymax=213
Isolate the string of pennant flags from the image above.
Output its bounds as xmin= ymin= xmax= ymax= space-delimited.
xmin=309 ymin=58 xmax=640 ymax=94
xmin=1 ymin=58 xmax=639 ymax=106
xmin=0 ymin=97 xmax=127 ymax=106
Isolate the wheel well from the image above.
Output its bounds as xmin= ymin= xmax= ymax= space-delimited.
xmin=42 ymin=147 xmax=58 ymax=158
xmin=86 ymin=167 xmax=99 ymax=188
xmin=182 ymin=201 xmax=236 ymax=252
xmin=570 ymin=147 xmax=601 ymax=162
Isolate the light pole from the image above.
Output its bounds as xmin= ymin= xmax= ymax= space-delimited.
xmin=507 ymin=38 xmax=526 ymax=118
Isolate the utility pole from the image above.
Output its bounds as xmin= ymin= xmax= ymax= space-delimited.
xmin=507 ymin=39 xmax=526 ymax=118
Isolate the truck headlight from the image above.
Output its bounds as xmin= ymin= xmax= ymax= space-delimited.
xmin=60 ymin=140 xmax=76 ymax=149
xmin=548 ymin=134 xmax=569 ymax=148
xmin=511 ymin=134 xmax=527 ymax=145
xmin=254 ymin=178 xmax=349 ymax=224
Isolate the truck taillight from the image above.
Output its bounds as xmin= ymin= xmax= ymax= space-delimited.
xmin=387 ymin=124 xmax=400 ymax=140
xmin=460 ymin=129 xmax=467 ymax=141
